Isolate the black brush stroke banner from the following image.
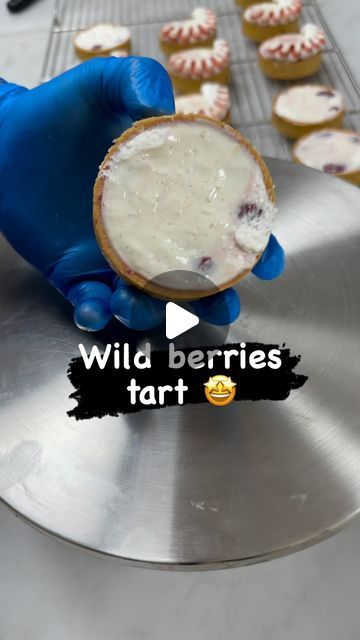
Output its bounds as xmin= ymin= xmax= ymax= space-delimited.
xmin=67 ymin=342 xmax=308 ymax=420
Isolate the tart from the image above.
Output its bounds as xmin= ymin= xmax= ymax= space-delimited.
xmin=175 ymin=83 xmax=230 ymax=122
xmin=93 ymin=115 xmax=277 ymax=301
xmin=168 ymin=39 xmax=231 ymax=94
xmin=272 ymin=85 xmax=344 ymax=139
xmin=160 ymin=7 xmax=217 ymax=56
xmin=259 ymin=23 xmax=325 ymax=79
xmin=242 ymin=0 xmax=302 ymax=43
xmin=73 ymin=23 xmax=131 ymax=60
xmin=293 ymin=129 xmax=360 ymax=185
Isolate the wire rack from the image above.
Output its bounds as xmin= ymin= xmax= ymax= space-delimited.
xmin=41 ymin=0 xmax=360 ymax=160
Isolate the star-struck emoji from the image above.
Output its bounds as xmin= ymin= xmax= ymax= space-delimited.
xmin=204 ymin=374 xmax=237 ymax=407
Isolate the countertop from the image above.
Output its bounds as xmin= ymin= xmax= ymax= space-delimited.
xmin=1 ymin=1 xmax=360 ymax=638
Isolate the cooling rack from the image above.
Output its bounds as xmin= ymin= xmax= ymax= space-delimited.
xmin=41 ymin=0 xmax=360 ymax=160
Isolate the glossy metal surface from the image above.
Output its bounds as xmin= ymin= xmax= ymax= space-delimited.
xmin=1 ymin=159 xmax=360 ymax=568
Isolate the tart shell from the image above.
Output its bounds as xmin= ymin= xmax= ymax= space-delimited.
xmin=93 ymin=114 xmax=275 ymax=301
xmin=235 ymin=0 xmax=262 ymax=7
xmin=293 ymin=129 xmax=360 ymax=186
xmin=160 ymin=34 xmax=215 ymax=56
xmin=259 ymin=51 xmax=322 ymax=80
xmin=73 ymin=25 xmax=132 ymax=61
xmin=169 ymin=68 xmax=231 ymax=94
xmin=242 ymin=17 xmax=299 ymax=43
xmin=272 ymin=87 xmax=345 ymax=139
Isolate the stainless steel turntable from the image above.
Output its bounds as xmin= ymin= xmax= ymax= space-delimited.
xmin=1 ymin=159 xmax=360 ymax=568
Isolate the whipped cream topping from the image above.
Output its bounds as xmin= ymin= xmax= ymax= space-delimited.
xmin=168 ymin=39 xmax=230 ymax=79
xmin=274 ymin=85 xmax=344 ymax=124
xmin=161 ymin=7 xmax=217 ymax=45
xmin=100 ymin=120 xmax=276 ymax=288
xmin=259 ymin=23 xmax=325 ymax=61
xmin=295 ymin=130 xmax=360 ymax=175
xmin=175 ymin=84 xmax=230 ymax=120
xmin=244 ymin=0 xmax=302 ymax=26
xmin=74 ymin=23 xmax=130 ymax=53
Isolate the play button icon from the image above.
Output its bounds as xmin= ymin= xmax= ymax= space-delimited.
xmin=166 ymin=302 xmax=199 ymax=340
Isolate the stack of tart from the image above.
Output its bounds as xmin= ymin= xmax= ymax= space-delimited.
xmin=159 ymin=8 xmax=232 ymax=121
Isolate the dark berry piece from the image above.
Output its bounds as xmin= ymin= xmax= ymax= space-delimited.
xmin=318 ymin=131 xmax=333 ymax=138
xmin=92 ymin=44 xmax=102 ymax=51
xmin=238 ymin=202 xmax=263 ymax=218
xmin=329 ymin=106 xmax=339 ymax=111
xmin=317 ymin=90 xmax=335 ymax=97
xmin=352 ymin=136 xmax=360 ymax=144
xmin=323 ymin=163 xmax=346 ymax=174
xmin=198 ymin=256 xmax=213 ymax=271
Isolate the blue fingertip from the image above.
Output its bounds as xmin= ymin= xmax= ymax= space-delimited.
xmin=111 ymin=285 xmax=166 ymax=331
xmin=252 ymin=234 xmax=285 ymax=281
xmin=192 ymin=288 xmax=241 ymax=326
xmin=74 ymin=298 xmax=113 ymax=332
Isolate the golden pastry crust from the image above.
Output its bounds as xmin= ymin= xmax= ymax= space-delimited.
xmin=259 ymin=50 xmax=322 ymax=79
xmin=243 ymin=17 xmax=299 ymax=43
xmin=93 ymin=114 xmax=275 ymax=301
xmin=293 ymin=129 xmax=360 ymax=186
xmin=160 ymin=34 xmax=215 ymax=56
xmin=73 ymin=24 xmax=132 ymax=60
xmin=170 ymin=68 xmax=231 ymax=94
xmin=235 ymin=0 xmax=262 ymax=7
xmin=272 ymin=86 xmax=345 ymax=139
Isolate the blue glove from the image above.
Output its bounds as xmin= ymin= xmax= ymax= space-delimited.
xmin=0 ymin=57 xmax=285 ymax=332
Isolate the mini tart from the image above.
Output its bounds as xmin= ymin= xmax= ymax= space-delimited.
xmin=242 ymin=0 xmax=302 ymax=43
xmin=175 ymin=84 xmax=230 ymax=122
xmin=293 ymin=129 xmax=360 ymax=185
xmin=272 ymin=85 xmax=344 ymax=139
xmin=160 ymin=7 xmax=217 ymax=56
xmin=73 ymin=23 xmax=131 ymax=60
xmin=259 ymin=23 xmax=325 ymax=79
xmin=93 ymin=114 xmax=276 ymax=301
xmin=168 ymin=39 xmax=230 ymax=94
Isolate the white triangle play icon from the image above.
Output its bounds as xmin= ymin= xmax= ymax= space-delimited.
xmin=166 ymin=302 xmax=199 ymax=340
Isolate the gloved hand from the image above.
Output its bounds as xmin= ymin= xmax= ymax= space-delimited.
xmin=0 ymin=57 xmax=285 ymax=332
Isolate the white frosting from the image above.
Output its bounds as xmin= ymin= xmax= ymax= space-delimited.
xmin=168 ymin=39 xmax=230 ymax=79
xmin=100 ymin=121 xmax=277 ymax=288
xmin=295 ymin=130 xmax=360 ymax=174
xmin=161 ymin=7 xmax=217 ymax=45
xmin=244 ymin=0 xmax=302 ymax=26
xmin=109 ymin=49 xmax=129 ymax=58
xmin=175 ymin=84 xmax=230 ymax=120
xmin=259 ymin=23 xmax=325 ymax=61
xmin=74 ymin=24 xmax=130 ymax=52
xmin=274 ymin=85 xmax=344 ymax=124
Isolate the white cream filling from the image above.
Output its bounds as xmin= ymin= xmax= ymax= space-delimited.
xmin=101 ymin=121 xmax=276 ymax=288
xmin=275 ymin=85 xmax=344 ymax=124
xmin=295 ymin=130 xmax=360 ymax=174
xmin=75 ymin=24 xmax=130 ymax=51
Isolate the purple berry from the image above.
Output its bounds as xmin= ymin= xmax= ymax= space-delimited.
xmin=329 ymin=106 xmax=339 ymax=111
xmin=317 ymin=90 xmax=335 ymax=97
xmin=92 ymin=44 xmax=102 ymax=51
xmin=323 ymin=163 xmax=346 ymax=174
xmin=198 ymin=256 xmax=213 ymax=271
xmin=319 ymin=131 xmax=333 ymax=138
xmin=238 ymin=202 xmax=263 ymax=218
xmin=352 ymin=136 xmax=360 ymax=144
